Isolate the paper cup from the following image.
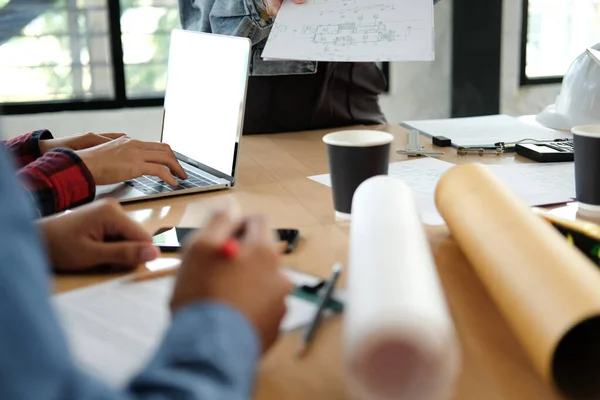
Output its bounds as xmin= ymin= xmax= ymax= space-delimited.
xmin=323 ymin=130 xmax=393 ymax=219
xmin=572 ymin=125 xmax=600 ymax=215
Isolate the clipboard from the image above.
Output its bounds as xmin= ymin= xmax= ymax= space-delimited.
xmin=400 ymin=115 xmax=572 ymax=155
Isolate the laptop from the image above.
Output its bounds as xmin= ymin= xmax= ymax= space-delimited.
xmin=96 ymin=29 xmax=251 ymax=203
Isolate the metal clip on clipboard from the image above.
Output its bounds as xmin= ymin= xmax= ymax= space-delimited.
xmin=457 ymin=145 xmax=505 ymax=156
xmin=457 ymin=138 xmax=572 ymax=156
xmin=397 ymin=130 xmax=445 ymax=157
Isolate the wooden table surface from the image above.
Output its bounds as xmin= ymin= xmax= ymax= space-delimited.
xmin=54 ymin=124 xmax=565 ymax=400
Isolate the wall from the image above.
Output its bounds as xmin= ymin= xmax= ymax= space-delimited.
xmin=500 ymin=0 xmax=561 ymax=116
xmin=379 ymin=0 xmax=453 ymax=123
xmin=0 ymin=0 xmax=453 ymax=140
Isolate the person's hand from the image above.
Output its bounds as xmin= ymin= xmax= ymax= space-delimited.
xmin=38 ymin=199 xmax=160 ymax=272
xmin=170 ymin=209 xmax=292 ymax=353
xmin=76 ymin=136 xmax=188 ymax=186
xmin=264 ymin=0 xmax=304 ymax=16
xmin=39 ymin=132 xmax=126 ymax=154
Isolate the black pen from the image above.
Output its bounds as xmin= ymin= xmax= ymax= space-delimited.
xmin=296 ymin=263 xmax=343 ymax=358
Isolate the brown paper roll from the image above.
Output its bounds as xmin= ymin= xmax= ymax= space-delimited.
xmin=435 ymin=163 xmax=600 ymax=400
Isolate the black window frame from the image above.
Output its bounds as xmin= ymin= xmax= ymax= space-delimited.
xmin=519 ymin=0 xmax=564 ymax=86
xmin=1 ymin=1 xmax=391 ymax=116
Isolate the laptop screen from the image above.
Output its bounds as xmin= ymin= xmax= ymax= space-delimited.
xmin=161 ymin=29 xmax=250 ymax=178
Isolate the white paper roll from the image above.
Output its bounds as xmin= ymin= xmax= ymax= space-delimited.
xmin=344 ymin=176 xmax=460 ymax=400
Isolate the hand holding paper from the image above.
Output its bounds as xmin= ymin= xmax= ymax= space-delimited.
xmin=263 ymin=0 xmax=304 ymax=16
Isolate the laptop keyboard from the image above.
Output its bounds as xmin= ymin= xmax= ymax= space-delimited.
xmin=125 ymin=166 xmax=217 ymax=195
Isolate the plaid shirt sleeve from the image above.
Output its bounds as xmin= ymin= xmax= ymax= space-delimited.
xmin=2 ymin=129 xmax=53 ymax=168
xmin=16 ymin=149 xmax=96 ymax=217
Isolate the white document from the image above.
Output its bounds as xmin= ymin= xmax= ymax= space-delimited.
xmin=308 ymin=158 xmax=575 ymax=225
xmin=486 ymin=162 xmax=575 ymax=207
xmin=53 ymin=268 xmax=343 ymax=387
xmin=261 ymin=0 xmax=435 ymax=62
xmin=402 ymin=115 xmax=572 ymax=147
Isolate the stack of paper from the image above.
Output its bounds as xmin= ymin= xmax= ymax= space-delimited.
xmin=262 ymin=0 xmax=435 ymax=62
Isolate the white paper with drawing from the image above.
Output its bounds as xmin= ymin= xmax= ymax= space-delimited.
xmin=308 ymin=158 xmax=575 ymax=225
xmin=262 ymin=0 xmax=435 ymax=61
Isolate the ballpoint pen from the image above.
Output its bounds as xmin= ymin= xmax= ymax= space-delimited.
xmin=296 ymin=263 xmax=343 ymax=358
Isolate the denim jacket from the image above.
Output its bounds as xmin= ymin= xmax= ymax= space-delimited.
xmin=178 ymin=0 xmax=442 ymax=77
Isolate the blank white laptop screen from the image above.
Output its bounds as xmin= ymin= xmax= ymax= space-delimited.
xmin=161 ymin=29 xmax=250 ymax=177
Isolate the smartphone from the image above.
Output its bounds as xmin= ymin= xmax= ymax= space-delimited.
xmin=153 ymin=227 xmax=301 ymax=254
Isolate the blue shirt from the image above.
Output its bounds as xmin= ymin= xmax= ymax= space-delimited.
xmin=0 ymin=148 xmax=260 ymax=399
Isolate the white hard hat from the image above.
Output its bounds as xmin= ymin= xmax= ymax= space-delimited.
xmin=536 ymin=43 xmax=600 ymax=131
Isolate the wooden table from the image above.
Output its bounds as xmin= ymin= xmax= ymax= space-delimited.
xmin=55 ymin=124 xmax=564 ymax=400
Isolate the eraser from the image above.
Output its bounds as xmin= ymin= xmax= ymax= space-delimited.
xmin=433 ymin=136 xmax=452 ymax=147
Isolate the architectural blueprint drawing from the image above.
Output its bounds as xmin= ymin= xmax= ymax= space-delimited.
xmin=262 ymin=0 xmax=434 ymax=62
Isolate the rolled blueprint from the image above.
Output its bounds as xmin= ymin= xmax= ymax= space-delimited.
xmin=344 ymin=176 xmax=460 ymax=400
xmin=435 ymin=163 xmax=600 ymax=400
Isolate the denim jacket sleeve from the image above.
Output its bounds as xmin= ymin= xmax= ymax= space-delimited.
xmin=178 ymin=0 xmax=442 ymax=76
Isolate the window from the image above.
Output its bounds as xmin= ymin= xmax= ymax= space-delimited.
xmin=121 ymin=0 xmax=179 ymax=97
xmin=0 ymin=0 xmax=179 ymax=113
xmin=521 ymin=0 xmax=600 ymax=85
xmin=0 ymin=0 xmax=389 ymax=114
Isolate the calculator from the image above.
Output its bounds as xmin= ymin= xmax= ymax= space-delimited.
xmin=515 ymin=139 xmax=574 ymax=163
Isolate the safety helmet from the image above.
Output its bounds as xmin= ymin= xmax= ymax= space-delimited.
xmin=536 ymin=43 xmax=600 ymax=131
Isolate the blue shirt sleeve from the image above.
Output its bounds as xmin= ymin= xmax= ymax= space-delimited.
xmin=0 ymin=147 xmax=260 ymax=400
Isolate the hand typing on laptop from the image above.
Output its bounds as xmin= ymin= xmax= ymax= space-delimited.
xmin=77 ymin=136 xmax=188 ymax=186
xmin=39 ymin=131 xmax=188 ymax=186
xmin=3 ymin=129 xmax=189 ymax=217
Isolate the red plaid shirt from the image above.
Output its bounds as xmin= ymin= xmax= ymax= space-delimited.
xmin=2 ymin=130 xmax=95 ymax=216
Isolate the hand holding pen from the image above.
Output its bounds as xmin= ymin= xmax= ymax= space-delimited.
xmin=169 ymin=208 xmax=293 ymax=354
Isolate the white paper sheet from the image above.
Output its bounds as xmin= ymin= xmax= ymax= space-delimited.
xmin=145 ymin=257 xmax=180 ymax=271
xmin=345 ymin=176 xmax=460 ymax=400
xmin=402 ymin=115 xmax=572 ymax=147
xmin=309 ymin=158 xmax=575 ymax=225
xmin=262 ymin=0 xmax=435 ymax=62
xmin=54 ymin=268 xmax=343 ymax=387
xmin=485 ymin=162 xmax=575 ymax=207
